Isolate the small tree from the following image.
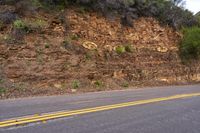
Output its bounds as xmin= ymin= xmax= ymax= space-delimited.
xmin=180 ymin=27 xmax=200 ymax=60
xmin=172 ymin=0 xmax=186 ymax=7
xmin=196 ymin=11 xmax=200 ymax=25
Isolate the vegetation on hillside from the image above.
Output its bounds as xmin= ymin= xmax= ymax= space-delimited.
xmin=180 ymin=27 xmax=200 ymax=60
xmin=0 ymin=0 xmax=200 ymax=99
xmin=0 ymin=0 xmax=199 ymax=28
xmin=196 ymin=11 xmax=200 ymax=24
xmin=1 ymin=0 xmax=199 ymax=61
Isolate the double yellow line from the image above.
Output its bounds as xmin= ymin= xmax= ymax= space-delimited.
xmin=0 ymin=93 xmax=200 ymax=128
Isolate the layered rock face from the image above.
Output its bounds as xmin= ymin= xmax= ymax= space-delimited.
xmin=0 ymin=4 xmax=199 ymax=99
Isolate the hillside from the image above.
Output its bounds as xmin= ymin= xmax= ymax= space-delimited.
xmin=0 ymin=1 xmax=200 ymax=99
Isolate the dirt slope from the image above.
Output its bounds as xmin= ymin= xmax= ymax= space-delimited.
xmin=0 ymin=8 xmax=199 ymax=99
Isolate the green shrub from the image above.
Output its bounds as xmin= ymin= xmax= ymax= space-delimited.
xmin=195 ymin=12 xmax=200 ymax=26
xmin=70 ymin=34 xmax=79 ymax=41
xmin=0 ymin=79 xmax=3 ymax=84
xmin=121 ymin=82 xmax=129 ymax=88
xmin=28 ymin=19 xmax=48 ymax=30
xmin=180 ymin=27 xmax=200 ymax=60
xmin=31 ymin=0 xmax=42 ymax=8
xmin=115 ymin=45 xmax=134 ymax=54
xmin=44 ymin=43 xmax=50 ymax=48
xmin=94 ymin=80 xmax=103 ymax=88
xmin=125 ymin=44 xmax=134 ymax=53
xmin=39 ymin=0 xmax=69 ymax=10
xmin=77 ymin=6 xmax=87 ymax=14
xmin=115 ymin=46 xmax=126 ymax=54
xmin=85 ymin=52 xmax=92 ymax=60
xmin=72 ymin=80 xmax=80 ymax=89
xmin=13 ymin=20 xmax=27 ymax=29
xmin=0 ymin=87 xmax=6 ymax=94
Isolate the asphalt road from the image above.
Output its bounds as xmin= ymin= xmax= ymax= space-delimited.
xmin=0 ymin=85 xmax=200 ymax=133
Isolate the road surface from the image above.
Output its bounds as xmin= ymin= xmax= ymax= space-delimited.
xmin=0 ymin=85 xmax=200 ymax=133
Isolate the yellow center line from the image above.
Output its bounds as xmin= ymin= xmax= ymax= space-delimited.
xmin=0 ymin=93 xmax=200 ymax=128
